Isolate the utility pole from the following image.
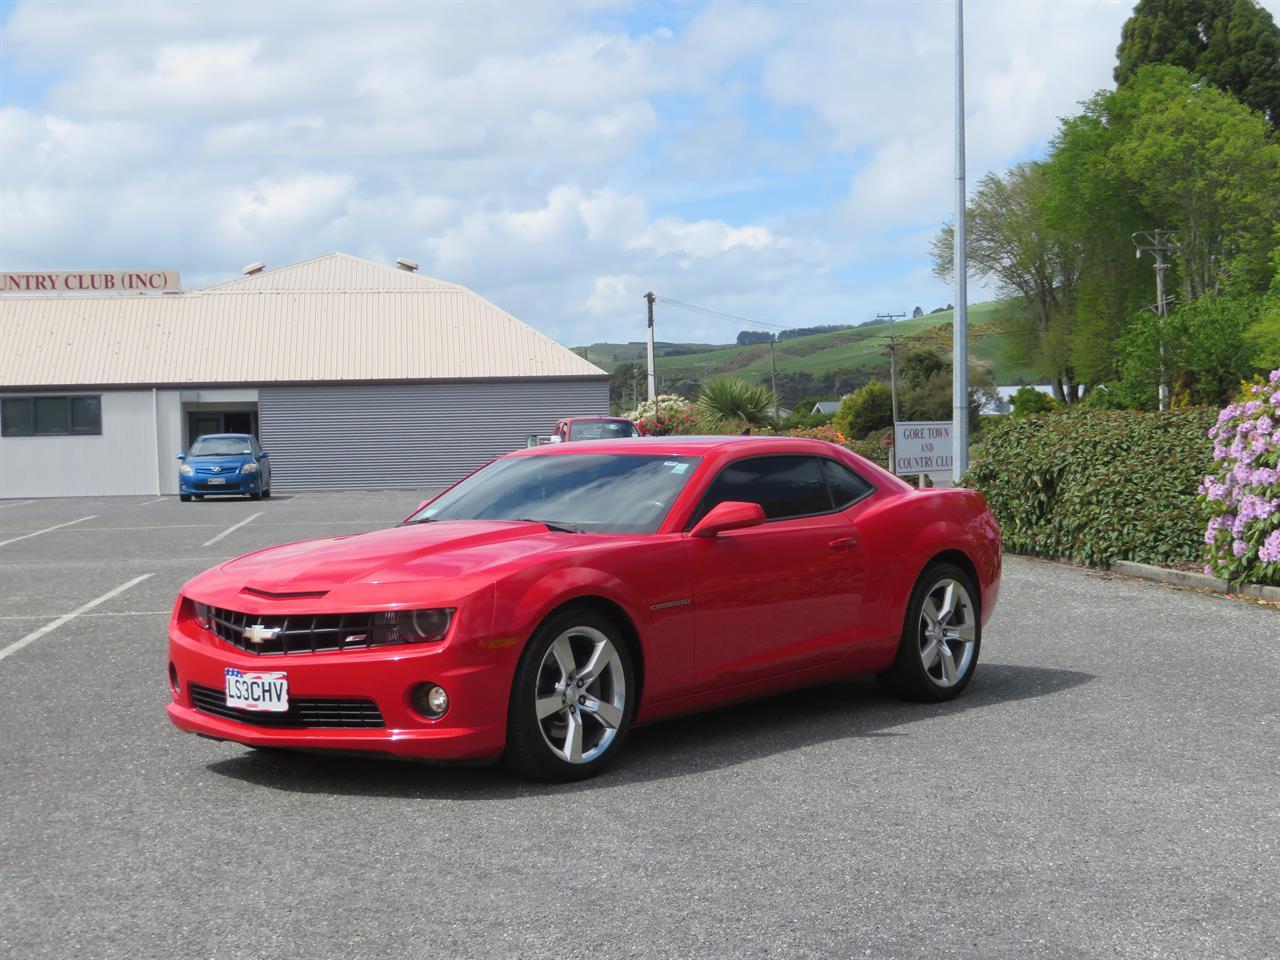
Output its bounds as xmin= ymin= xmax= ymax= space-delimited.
xmin=644 ymin=292 xmax=657 ymax=402
xmin=952 ymin=0 xmax=969 ymax=484
xmin=767 ymin=337 xmax=779 ymax=417
xmin=877 ymin=312 xmax=907 ymax=474
xmin=1132 ymin=229 xmax=1177 ymax=411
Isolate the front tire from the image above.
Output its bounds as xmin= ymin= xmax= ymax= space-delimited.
xmin=879 ymin=562 xmax=981 ymax=702
xmin=179 ymin=494 xmax=192 ymax=503
xmin=504 ymin=609 xmax=635 ymax=782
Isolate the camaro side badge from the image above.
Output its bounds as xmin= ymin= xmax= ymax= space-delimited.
xmin=649 ymin=598 xmax=691 ymax=611
xmin=242 ymin=624 xmax=281 ymax=645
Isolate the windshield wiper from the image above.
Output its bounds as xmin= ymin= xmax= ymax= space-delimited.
xmin=512 ymin=518 xmax=582 ymax=534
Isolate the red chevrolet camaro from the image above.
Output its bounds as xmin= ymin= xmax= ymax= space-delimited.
xmin=167 ymin=436 xmax=1001 ymax=781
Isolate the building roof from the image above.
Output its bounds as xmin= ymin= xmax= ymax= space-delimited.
xmin=811 ymin=400 xmax=842 ymax=415
xmin=0 ymin=253 xmax=604 ymax=389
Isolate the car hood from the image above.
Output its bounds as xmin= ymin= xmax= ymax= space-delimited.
xmin=187 ymin=455 xmax=251 ymax=470
xmin=214 ymin=520 xmax=580 ymax=596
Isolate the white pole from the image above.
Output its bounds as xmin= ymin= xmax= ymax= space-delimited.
xmin=952 ymin=0 xmax=969 ymax=484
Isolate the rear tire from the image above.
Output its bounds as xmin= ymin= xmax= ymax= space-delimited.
xmin=504 ymin=609 xmax=635 ymax=782
xmin=194 ymin=495 xmax=204 ymax=501
xmin=878 ymin=562 xmax=981 ymax=703
xmin=263 ymin=487 xmax=272 ymax=499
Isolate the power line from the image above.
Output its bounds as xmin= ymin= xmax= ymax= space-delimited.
xmin=653 ymin=296 xmax=788 ymax=331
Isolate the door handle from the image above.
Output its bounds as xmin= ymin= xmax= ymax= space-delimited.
xmin=828 ymin=536 xmax=858 ymax=550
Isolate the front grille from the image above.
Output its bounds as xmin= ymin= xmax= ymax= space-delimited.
xmin=208 ymin=606 xmax=384 ymax=655
xmin=190 ymin=683 xmax=385 ymax=728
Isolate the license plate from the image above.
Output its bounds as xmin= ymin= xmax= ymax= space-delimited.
xmin=207 ymin=477 xmax=226 ymax=485
xmin=224 ymin=667 xmax=288 ymax=712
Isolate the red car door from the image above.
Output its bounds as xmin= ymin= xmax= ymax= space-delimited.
xmin=685 ymin=455 xmax=868 ymax=692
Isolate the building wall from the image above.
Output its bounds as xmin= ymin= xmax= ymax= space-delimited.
xmin=0 ymin=389 xmax=163 ymax=498
xmin=259 ymin=380 xmax=608 ymax=491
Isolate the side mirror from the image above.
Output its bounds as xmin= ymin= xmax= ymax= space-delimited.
xmin=258 ymin=451 xmax=269 ymax=459
xmin=690 ymin=501 xmax=766 ymax=538
xmin=176 ymin=452 xmax=186 ymax=460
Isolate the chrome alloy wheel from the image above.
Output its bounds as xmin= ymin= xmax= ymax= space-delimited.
xmin=918 ymin=578 xmax=977 ymax=688
xmin=534 ymin=626 xmax=626 ymax=764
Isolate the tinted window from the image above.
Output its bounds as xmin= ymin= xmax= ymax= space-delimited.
xmin=568 ymin=420 xmax=638 ymax=441
xmin=823 ymin=459 xmax=874 ymax=509
xmin=691 ymin=455 xmax=833 ymax=526
xmin=189 ymin=437 xmax=253 ymax=457
xmin=1 ymin=398 xmax=33 ymax=436
xmin=69 ymin=396 xmax=101 ymax=434
xmin=409 ymin=453 xmax=701 ymax=535
xmin=1 ymin=396 xmax=101 ymax=437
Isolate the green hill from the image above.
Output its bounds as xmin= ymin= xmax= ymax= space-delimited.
xmin=578 ymin=300 xmax=1044 ymax=387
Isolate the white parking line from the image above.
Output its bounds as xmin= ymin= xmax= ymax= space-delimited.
xmin=0 ymin=515 xmax=96 ymax=548
xmin=202 ymin=511 xmax=263 ymax=547
xmin=0 ymin=610 xmax=171 ymax=620
xmin=0 ymin=573 xmax=154 ymax=663
xmin=0 ymin=500 xmax=35 ymax=509
xmin=136 ymin=497 xmax=167 ymax=506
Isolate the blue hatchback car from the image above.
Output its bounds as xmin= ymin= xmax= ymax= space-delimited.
xmin=177 ymin=434 xmax=272 ymax=502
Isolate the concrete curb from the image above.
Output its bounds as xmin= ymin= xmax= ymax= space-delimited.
xmin=1111 ymin=560 xmax=1280 ymax=602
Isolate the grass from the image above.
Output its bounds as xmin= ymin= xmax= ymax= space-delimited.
xmin=578 ymin=300 xmax=1047 ymax=387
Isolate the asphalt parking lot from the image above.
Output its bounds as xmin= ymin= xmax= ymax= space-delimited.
xmin=0 ymin=493 xmax=1276 ymax=960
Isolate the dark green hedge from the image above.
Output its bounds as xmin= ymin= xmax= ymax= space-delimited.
xmin=962 ymin=409 xmax=1216 ymax=567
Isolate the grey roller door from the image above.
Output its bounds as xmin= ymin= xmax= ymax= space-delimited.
xmin=258 ymin=380 xmax=608 ymax=491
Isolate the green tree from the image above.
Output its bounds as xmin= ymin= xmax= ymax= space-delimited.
xmin=696 ymin=378 xmax=775 ymax=431
xmin=1042 ymin=92 xmax=1153 ymax=386
xmin=932 ymin=163 xmax=1083 ymax=402
xmin=1010 ymin=386 xmax=1056 ymax=417
xmin=1117 ymin=295 xmax=1260 ymax=407
xmin=1115 ymin=65 xmax=1280 ymax=298
xmin=1115 ymin=0 xmax=1280 ymax=126
xmin=832 ymin=381 xmax=893 ymax=440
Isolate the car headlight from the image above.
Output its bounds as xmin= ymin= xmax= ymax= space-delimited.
xmin=190 ymin=600 xmax=212 ymax=628
xmin=179 ymin=464 xmax=193 ymax=476
xmin=242 ymin=461 xmax=258 ymax=473
xmin=353 ymin=608 xmax=454 ymax=646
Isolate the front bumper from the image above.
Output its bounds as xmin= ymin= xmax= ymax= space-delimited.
xmin=180 ymin=474 xmax=260 ymax=494
xmin=167 ymin=618 xmax=511 ymax=760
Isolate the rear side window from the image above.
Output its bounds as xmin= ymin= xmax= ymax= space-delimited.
xmin=690 ymin=455 xmax=833 ymax=526
xmin=823 ymin=459 xmax=874 ymax=509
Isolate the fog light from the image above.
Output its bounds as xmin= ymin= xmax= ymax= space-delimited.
xmin=411 ymin=683 xmax=449 ymax=719
xmin=168 ymin=662 xmax=180 ymax=694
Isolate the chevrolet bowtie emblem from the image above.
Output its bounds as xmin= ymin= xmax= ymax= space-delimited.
xmin=242 ymin=624 xmax=281 ymax=645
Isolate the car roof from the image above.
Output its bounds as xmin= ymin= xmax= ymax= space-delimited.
xmin=561 ymin=416 xmax=632 ymax=422
xmin=193 ymin=433 xmax=253 ymax=441
xmin=511 ymin=435 xmax=841 ymax=457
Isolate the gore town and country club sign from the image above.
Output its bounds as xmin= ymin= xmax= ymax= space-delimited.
xmin=2 ymin=270 xmax=181 ymax=293
xmin=894 ymin=421 xmax=953 ymax=476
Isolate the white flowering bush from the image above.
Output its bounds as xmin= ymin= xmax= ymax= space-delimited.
xmin=623 ymin=394 xmax=692 ymax=421
xmin=1200 ymin=369 xmax=1280 ymax=585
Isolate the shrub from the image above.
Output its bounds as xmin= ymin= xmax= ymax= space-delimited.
xmin=1010 ymin=386 xmax=1055 ymax=417
xmin=832 ymin=381 xmax=892 ymax=440
xmin=846 ymin=432 xmax=891 ymax=469
xmin=1200 ymin=370 xmax=1280 ymax=586
xmin=697 ymin=378 xmax=775 ymax=431
xmin=785 ymin=424 xmax=848 ymax=444
xmin=623 ymin=394 xmax=700 ymax=436
xmin=962 ymin=408 xmax=1216 ymax=567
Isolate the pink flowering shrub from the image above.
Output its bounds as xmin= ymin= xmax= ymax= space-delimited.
xmin=1200 ymin=370 xmax=1280 ymax=585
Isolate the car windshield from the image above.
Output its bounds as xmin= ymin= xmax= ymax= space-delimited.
xmin=188 ymin=438 xmax=252 ymax=457
xmin=407 ymin=453 xmax=701 ymax=534
xmin=568 ymin=420 xmax=639 ymax=441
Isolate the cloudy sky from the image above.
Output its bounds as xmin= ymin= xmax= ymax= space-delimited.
xmin=3 ymin=0 xmax=1276 ymax=347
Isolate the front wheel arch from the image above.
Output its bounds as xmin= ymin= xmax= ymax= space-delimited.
xmin=526 ymin=596 xmax=645 ymax=709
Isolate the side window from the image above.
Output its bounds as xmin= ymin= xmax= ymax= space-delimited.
xmin=823 ymin=459 xmax=874 ymax=509
xmin=690 ymin=455 xmax=834 ymax=527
